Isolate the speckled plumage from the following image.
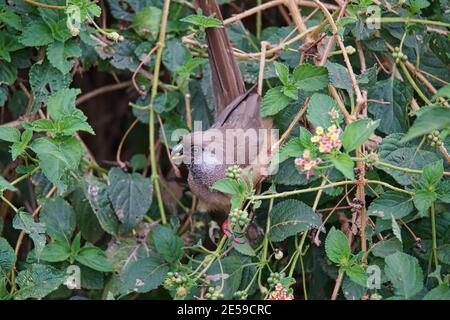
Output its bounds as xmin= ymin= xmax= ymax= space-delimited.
xmin=176 ymin=0 xmax=273 ymax=213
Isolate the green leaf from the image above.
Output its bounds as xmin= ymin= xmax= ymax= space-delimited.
xmin=0 ymin=237 xmax=15 ymax=273
xmin=107 ymin=168 xmax=152 ymax=230
xmin=0 ymin=175 xmax=17 ymax=192
xmin=368 ymin=191 xmax=414 ymax=220
xmin=0 ymin=60 xmax=17 ymax=85
xmin=83 ymin=178 xmax=119 ymax=236
xmin=345 ymin=264 xmax=367 ymax=287
xmin=47 ymin=88 xmax=81 ymax=121
xmin=30 ymin=136 xmax=83 ymax=191
xmin=70 ymin=187 xmax=104 ymax=243
xmin=19 ymin=22 xmax=53 ymax=47
xmin=57 ymin=115 xmax=95 ymax=135
xmin=210 ymin=178 xmax=241 ymax=195
xmin=46 ymin=40 xmax=82 ymax=74
xmin=274 ymin=62 xmax=290 ymax=86
xmin=401 ymin=106 xmax=450 ymax=143
xmin=306 ymin=93 xmax=342 ymax=128
xmin=29 ymin=61 xmax=72 ymax=110
xmin=422 ymin=160 xmax=443 ymax=187
xmin=131 ymin=6 xmax=162 ymax=38
xmin=0 ymin=10 xmax=21 ymax=30
xmin=391 ymin=215 xmax=402 ymax=243
xmin=432 ymin=84 xmax=450 ymax=101
xmin=180 ymin=13 xmax=223 ymax=28
xmin=437 ymin=244 xmax=450 ymax=265
xmin=413 ymin=189 xmax=436 ymax=214
xmin=325 ymin=227 xmax=351 ymax=265
xmin=423 ymin=283 xmax=450 ymax=300
xmin=384 ymin=252 xmax=424 ymax=298
xmin=206 ymin=256 xmax=243 ymax=299
xmin=342 ymin=118 xmax=380 ymax=152
xmin=12 ymin=210 xmax=46 ymax=259
xmin=40 ymin=197 xmax=76 ymax=243
xmin=75 ymin=246 xmax=114 ymax=272
xmin=40 ymin=242 xmax=71 ymax=262
xmin=371 ymin=238 xmax=403 ymax=258
xmin=292 ymin=64 xmax=329 ymax=91
xmin=15 ymin=264 xmax=65 ymax=300
xmin=368 ymin=77 xmax=412 ymax=134
xmin=119 ymin=256 xmax=168 ymax=294
xmin=329 ymin=153 xmax=355 ymax=180
xmin=436 ymin=180 xmax=450 ymax=203
xmin=233 ymin=239 xmax=256 ymax=256
xmin=151 ymin=225 xmax=184 ymax=264
xmin=379 ymin=135 xmax=439 ymax=186
xmin=269 ymin=199 xmax=321 ymax=242
xmin=261 ymin=87 xmax=291 ymax=116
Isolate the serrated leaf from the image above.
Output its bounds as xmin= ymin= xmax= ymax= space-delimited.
xmin=107 ymin=168 xmax=152 ymax=230
xmin=422 ymin=160 xmax=443 ymax=187
xmin=0 ymin=60 xmax=17 ymax=85
xmin=368 ymin=191 xmax=414 ymax=220
xmin=329 ymin=152 xmax=355 ymax=180
xmin=423 ymin=283 xmax=450 ymax=300
xmin=402 ymin=106 xmax=450 ymax=143
xmin=368 ymin=77 xmax=412 ymax=135
xmin=19 ymin=22 xmax=53 ymax=47
xmin=75 ymin=246 xmax=114 ymax=272
xmin=371 ymin=238 xmax=403 ymax=258
xmin=180 ymin=13 xmax=223 ymax=28
xmin=40 ymin=197 xmax=76 ymax=243
xmin=345 ymin=264 xmax=367 ymax=287
xmin=261 ymin=86 xmax=291 ymax=116
xmin=40 ymin=242 xmax=71 ymax=262
xmin=307 ymin=93 xmax=343 ymax=128
xmin=342 ymin=118 xmax=380 ymax=152
xmin=151 ymin=225 xmax=183 ymax=264
xmin=0 ymin=237 xmax=16 ymax=273
xmin=30 ymin=136 xmax=83 ymax=191
xmin=384 ymin=252 xmax=424 ymax=298
xmin=83 ymin=178 xmax=119 ymax=236
xmin=119 ymin=256 xmax=168 ymax=294
xmin=46 ymin=40 xmax=82 ymax=74
xmin=132 ymin=6 xmax=162 ymax=38
xmin=325 ymin=227 xmax=351 ymax=265
xmin=274 ymin=62 xmax=290 ymax=86
xmin=413 ymin=190 xmax=436 ymax=214
xmin=12 ymin=211 xmax=46 ymax=259
xmin=292 ymin=64 xmax=329 ymax=91
xmin=15 ymin=264 xmax=65 ymax=300
xmin=269 ymin=199 xmax=321 ymax=242
xmin=210 ymin=178 xmax=241 ymax=195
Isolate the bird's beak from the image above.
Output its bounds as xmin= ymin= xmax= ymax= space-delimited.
xmin=171 ymin=143 xmax=184 ymax=165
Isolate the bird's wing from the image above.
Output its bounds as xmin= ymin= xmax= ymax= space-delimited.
xmin=198 ymin=0 xmax=246 ymax=115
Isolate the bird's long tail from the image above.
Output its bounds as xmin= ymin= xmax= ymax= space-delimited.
xmin=197 ymin=0 xmax=246 ymax=115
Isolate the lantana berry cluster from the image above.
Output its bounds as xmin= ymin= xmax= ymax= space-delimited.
xmin=266 ymin=272 xmax=294 ymax=300
xmin=205 ymin=286 xmax=224 ymax=300
xmin=163 ymin=271 xmax=193 ymax=299
xmin=226 ymin=165 xmax=242 ymax=180
xmin=229 ymin=208 xmax=250 ymax=228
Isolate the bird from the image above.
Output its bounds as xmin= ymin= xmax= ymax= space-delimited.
xmin=171 ymin=0 xmax=273 ymax=213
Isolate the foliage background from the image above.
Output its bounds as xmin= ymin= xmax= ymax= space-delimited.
xmin=0 ymin=0 xmax=450 ymax=300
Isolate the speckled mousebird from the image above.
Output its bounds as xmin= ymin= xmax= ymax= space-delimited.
xmin=171 ymin=0 xmax=274 ymax=213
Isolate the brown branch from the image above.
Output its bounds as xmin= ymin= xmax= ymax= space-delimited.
xmin=75 ymin=81 xmax=132 ymax=106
